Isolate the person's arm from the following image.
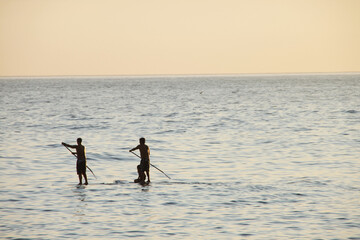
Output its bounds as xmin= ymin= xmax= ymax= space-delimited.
xmin=129 ymin=145 xmax=139 ymax=152
xmin=62 ymin=142 xmax=77 ymax=148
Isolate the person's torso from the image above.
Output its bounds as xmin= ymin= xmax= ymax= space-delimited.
xmin=76 ymin=145 xmax=86 ymax=160
xmin=139 ymin=145 xmax=149 ymax=160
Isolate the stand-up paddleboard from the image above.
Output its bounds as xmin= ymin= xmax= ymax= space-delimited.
xmin=134 ymin=178 xmax=150 ymax=186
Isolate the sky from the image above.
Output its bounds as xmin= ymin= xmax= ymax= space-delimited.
xmin=0 ymin=0 xmax=360 ymax=77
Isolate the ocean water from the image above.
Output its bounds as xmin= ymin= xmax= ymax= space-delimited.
xmin=0 ymin=74 xmax=359 ymax=239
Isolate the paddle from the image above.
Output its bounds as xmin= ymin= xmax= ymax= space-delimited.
xmin=62 ymin=144 xmax=97 ymax=179
xmin=130 ymin=151 xmax=171 ymax=179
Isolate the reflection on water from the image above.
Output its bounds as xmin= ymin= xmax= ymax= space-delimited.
xmin=73 ymin=185 xmax=87 ymax=202
xmin=72 ymin=186 xmax=87 ymax=221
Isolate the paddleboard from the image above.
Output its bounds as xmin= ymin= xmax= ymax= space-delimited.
xmin=134 ymin=178 xmax=150 ymax=186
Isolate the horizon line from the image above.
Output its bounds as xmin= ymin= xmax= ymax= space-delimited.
xmin=1 ymin=71 xmax=359 ymax=79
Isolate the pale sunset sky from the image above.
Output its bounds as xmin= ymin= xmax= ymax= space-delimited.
xmin=1 ymin=0 xmax=359 ymax=77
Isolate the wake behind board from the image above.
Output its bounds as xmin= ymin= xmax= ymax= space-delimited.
xmin=99 ymin=180 xmax=128 ymax=185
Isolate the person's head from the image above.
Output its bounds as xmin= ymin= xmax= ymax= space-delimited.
xmin=139 ymin=137 xmax=145 ymax=145
xmin=77 ymin=138 xmax=82 ymax=145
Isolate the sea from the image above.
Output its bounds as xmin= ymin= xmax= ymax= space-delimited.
xmin=0 ymin=74 xmax=359 ymax=239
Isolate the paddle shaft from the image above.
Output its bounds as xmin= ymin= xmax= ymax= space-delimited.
xmin=63 ymin=144 xmax=97 ymax=179
xmin=130 ymin=151 xmax=171 ymax=179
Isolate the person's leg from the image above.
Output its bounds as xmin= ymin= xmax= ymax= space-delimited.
xmin=140 ymin=170 xmax=146 ymax=182
xmin=137 ymin=165 xmax=146 ymax=182
xmin=145 ymin=170 xmax=150 ymax=182
xmin=77 ymin=160 xmax=83 ymax=185
xmin=78 ymin=174 xmax=82 ymax=185
xmin=145 ymin=162 xmax=150 ymax=182
xmin=140 ymin=166 xmax=146 ymax=182
xmin=137 ymin=165 xmax=141 ymax=180
xmin=83 ymin=172 xmax=88 ymax=185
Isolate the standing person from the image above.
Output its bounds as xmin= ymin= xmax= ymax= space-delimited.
xmin=62 ymin=138 xmax=88 ymax=185
xmin=129 ymin=137 xmax=150 ymax=183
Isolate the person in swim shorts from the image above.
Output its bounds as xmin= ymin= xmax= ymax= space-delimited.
xmin=129 ymin=137 xmax=150 ymax=183
xmin=62 ymin=138 xmax=88 ymax=185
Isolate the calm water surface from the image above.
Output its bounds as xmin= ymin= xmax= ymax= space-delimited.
xmin=0 ymin=74 xmax=359 ymax=239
